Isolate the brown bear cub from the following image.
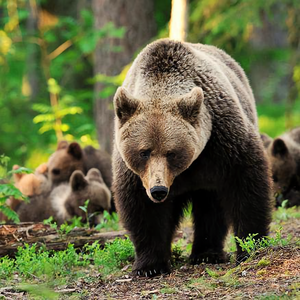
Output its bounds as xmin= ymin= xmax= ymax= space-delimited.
xmin=17 ymin=168 xmax=111 ymax=224
xmin=112 ymin=39 xmax=272 ymax=277
xmin=261 ymin=127 xmax=300 ymax=207
xmin=48 ymin=140 xmax=114 ymax=211
xmin=48 ymin=141 xmax=112 ymax=189
xmin=52 ymin=168 xmax=111 ymax=225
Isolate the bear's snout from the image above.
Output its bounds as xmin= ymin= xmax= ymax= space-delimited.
xmin=150 ymin=186 xmax=169 ymax=202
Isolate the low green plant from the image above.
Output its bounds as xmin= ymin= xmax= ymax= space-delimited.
xmin=94 ymin=210 xmax=119 ymax=231
xmin=257 ymin=258 xmax=271 ymax=267
xmin=0 ymin=155 xmax=29 ymax=223
xmin=273 ymin=200 xmax=300 ymax=221
xmin=235 ymin=227 xmax=292 ymax=255
xmin=84 ymin=237 xmax=134 ymax=276
xmin=43 ymin=216 xmax=75 ymax=237
xmin=79 ymin=199 xmax=90 ymax=227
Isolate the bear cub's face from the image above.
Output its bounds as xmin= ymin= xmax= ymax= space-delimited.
xmin=261 ymin=129 xmax=300 ymax=207
xmin=114 ymin=87 xmax=207 ymax=203
xmin=64 ymin=168 xmax=111 ymax=224
xmin=48 ymin=141 xmax=85 ymax=186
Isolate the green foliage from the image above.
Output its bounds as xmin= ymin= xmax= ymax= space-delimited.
xmin=0 ymin=3 xmax=125 ymax=166
xmin=79 ymin=199 xmax=90 ymax=226
xmin=84 ymin=237 xmax=135 ymax=276
xmin=258 ymin=103 xmax=300 ymax=137
xmin=273 ymin=200 xmax=300 ymax=221
xmin=0 ymin=155 xmax=28 ymax=223
xmin=235 ymin=227 xmax=292 ymax=255
xmin=94 ymin=210 xmax=120 ymax=231
xmin=0 ymin=237 xmax=134 ymax=283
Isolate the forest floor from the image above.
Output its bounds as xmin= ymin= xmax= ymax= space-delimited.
xmin=65 ymin=212 xmax=300 ymax=300
xmin=1 ymin=207 xmax=299 ymax=299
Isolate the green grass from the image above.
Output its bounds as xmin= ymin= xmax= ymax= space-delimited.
xmin=0 ymin=236 xmax=135 ymax=294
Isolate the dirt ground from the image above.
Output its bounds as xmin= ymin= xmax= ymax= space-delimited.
xmin=1 ymin=213 xmax=299 ymax=299
xmin=67 ymin=216 xmax=299 ymax=300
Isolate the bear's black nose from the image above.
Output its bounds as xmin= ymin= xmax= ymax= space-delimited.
xmin=150 ymin=186 xmax=168 ymax=201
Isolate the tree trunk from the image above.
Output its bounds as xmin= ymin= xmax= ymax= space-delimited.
xmin=169 ymin=0 xmax=188 ymax=41
xmin=93 ymin=0 xmax=157 ymax=154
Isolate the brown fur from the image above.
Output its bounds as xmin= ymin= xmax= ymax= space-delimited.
xmin=261 ymin=127 xmax=300 ymax=207
xmin=112 ymin=39 xmax=272 ymax=277
xmin=48 ymin=141 xmax=112 ymax=189
xmin=0 ymin=164 xmax=50 ymax=223
xmin=16 ymin=168 xmax=111 ymax=224
xmin=57 ymin=168 xmax=111 ymax=225
xmin=13 ymin=163 xmax=49 ymax=196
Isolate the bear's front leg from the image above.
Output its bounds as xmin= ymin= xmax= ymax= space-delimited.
xmin=113 ymin=165 xmax=180 ymax=277
xmin=127 ymin=196 xmax=177 ymax=277
xmin=226 ymin=150 xmax=272 ymax=264
xmin=190 ymin=190 xmax=229 ymax=264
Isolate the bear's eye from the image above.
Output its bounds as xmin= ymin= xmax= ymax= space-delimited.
xmin=167 ymin=152 xmax=176 ymax=159
xmin=139 ymin=150 xmax=151 ymax=160
xmin=52 ymin=168 xmax=61 ymax=175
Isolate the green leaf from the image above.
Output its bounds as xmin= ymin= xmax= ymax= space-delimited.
xmin=33 ymin=114 xmax=56 ymax=124
xmin=8 ymin=167 xmax=33 ymax=175
xmin=0 ymin=204 xmax=20 ymax=223
xmin=47 ymin=78 xmax=61 ymax=95
xmin=0 ymin=183 xmax=27 ymax=200
xmin=79 ymin=206 xmax=87 ymax=213
xmin=32 ymin=104 xmax=51 ymax=114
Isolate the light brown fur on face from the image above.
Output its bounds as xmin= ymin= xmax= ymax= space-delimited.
xmin=114 ymin=87 xmax=210 ymax=202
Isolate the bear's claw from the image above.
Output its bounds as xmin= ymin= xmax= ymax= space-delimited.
xmin=133 ymin=265 xmax=170 ymax=278
xmin=189 ymin=251 xmax=228 ymax=265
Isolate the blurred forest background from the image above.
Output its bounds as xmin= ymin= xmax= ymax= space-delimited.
xmin=0 ymin=0 xmax=299 ymax=171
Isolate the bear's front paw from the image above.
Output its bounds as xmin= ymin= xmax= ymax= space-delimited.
xmin=132 ymin=262 xmax=171 ymax=278
xmin=189 ymin=251 xmax=228 ymax=265
xmin=236 ymin=251 xmax=250 ymax=265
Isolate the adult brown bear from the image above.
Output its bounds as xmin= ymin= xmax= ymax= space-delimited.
xmin=112 ymin=39 xmax=272 ymax=277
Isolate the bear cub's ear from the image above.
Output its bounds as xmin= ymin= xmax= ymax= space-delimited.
xmin=68 ymin=142 xmax=83 ymax=160
xmin=272 ymin=138 xmax=288 ymax=157
xmin=70 ymin=170 xmax=88 ymax=191
xmin=260 ymin=133 xmax=273 ymax=149
xmin=176 ymin=87 xmax=204 ymax=126
xmin=114 ymin=87 xmax=139 ymax=125
xmin=87 ymin=168 xmax=104 ymax=183
xmin=57 ymin=140 xmax=69 ymax=150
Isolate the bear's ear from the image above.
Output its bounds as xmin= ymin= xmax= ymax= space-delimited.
xmin=114 ymin=87 xmax=139 ymax=125
xmin=70 ymin=170 xmax=88 ymax=191
xmin=260 ymin=133 xmax=273 ymax=149
xmin=272 ymin=138 xmax=288 ymax=157
xmin=57 ymin=140 xmax=69 ymax=150
xmin=68 ymin=142 xmax=83 ymax=160
xmin=176 ymin=87 xmax=204 ymax=126
xmin=87 ymin=168 xmax=103 ymax=183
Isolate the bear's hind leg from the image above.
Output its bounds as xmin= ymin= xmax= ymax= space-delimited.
xmin=190 ymin=190 xmax=229 ymax=264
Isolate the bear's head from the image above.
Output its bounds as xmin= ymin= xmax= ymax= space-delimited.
xmin=64 ymin=168 xmax=111 ymax=224
xmin=114 ymin=86 xmax=211 ymax=203
xmin=48 ymin=141 xmax=85 ymax=187
xmin=262 ymin=129 xmax=300 ymax=207
xmin=13 ymin=163 xmax=49 ymax=196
